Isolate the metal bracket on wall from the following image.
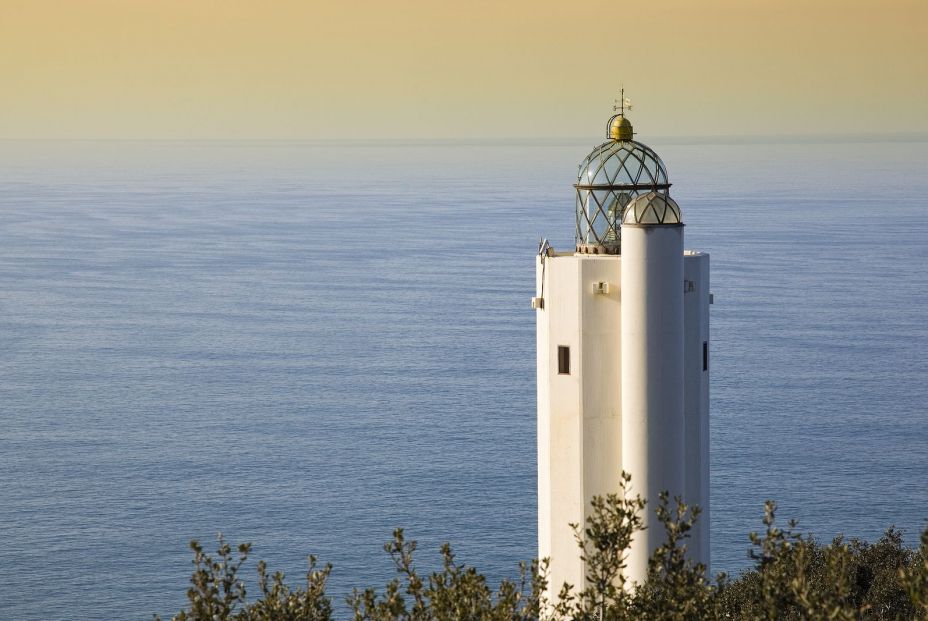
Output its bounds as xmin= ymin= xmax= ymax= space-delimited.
xmin=533 ymin=238 xmax=552 ymax=311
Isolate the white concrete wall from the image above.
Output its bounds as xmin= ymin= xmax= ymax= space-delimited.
xmin=579 ymin=258 xmax=623 ymax=509
xmin=537 ymin=241 xmax=709 ymax=594
xmin=536 ymin=254 xmax=553 ymax=582
xmin=536 ymin=252 xmax=622 ymax=595
xmin=620 ymin=225 xmax=685 ymax=585
xmin=683 ymin=251 xmax=710 ymax=570
xmin=536 ymin=252 xmax=583 ymax=593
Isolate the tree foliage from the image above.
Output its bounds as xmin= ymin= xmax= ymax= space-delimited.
xmin=158 ymin=474 xmax=928 ymax=620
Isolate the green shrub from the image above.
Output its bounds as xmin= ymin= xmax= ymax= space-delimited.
xmin=158 ymin=474 xmax=928 ymax=620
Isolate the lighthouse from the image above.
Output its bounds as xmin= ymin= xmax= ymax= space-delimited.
xmin=534 ymin=99 xmax=710 ymax=590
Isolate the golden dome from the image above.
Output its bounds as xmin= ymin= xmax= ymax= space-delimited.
xmin=608 ymin=114 xmax=634 ymax=140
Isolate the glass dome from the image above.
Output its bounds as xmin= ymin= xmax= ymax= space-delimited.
xmin=574 ymin=137 xmax=671 ymax=252
xmin=622 ymin=191 xmax=682 ymax=225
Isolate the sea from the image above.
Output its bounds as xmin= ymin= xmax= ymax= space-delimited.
xmin=1 ymin=136 xmax=926 ymax=619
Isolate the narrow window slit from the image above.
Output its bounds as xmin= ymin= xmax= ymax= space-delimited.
xmin=558 ymin=346 xmax=570 ymax=375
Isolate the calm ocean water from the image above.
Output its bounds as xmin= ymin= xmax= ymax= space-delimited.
xmin=1 ymin=138 xmax=926 ymax=619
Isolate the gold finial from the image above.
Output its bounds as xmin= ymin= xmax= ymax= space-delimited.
xmin=608 ymin=87 xmax=634 ymax=140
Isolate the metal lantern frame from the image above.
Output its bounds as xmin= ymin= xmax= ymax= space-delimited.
xmin=622 ymin=190 xmax=682 ymax=225
xmin=574 ymin=139 xmax=671 ymax=253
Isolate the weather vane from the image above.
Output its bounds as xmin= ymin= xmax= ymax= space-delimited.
xmin=613 ymin=87 xmax=633 ymax=115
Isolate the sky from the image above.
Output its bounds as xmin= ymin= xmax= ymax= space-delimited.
xmin=1 ymin=0 xmax=926 ymax=140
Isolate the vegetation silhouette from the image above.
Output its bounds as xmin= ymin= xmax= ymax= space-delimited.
xmin=157 ymin=472 xmax=928 ymax=620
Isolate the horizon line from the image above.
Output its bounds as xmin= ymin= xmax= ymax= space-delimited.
xmin=2 ymin=131 xmax=927 ymax=145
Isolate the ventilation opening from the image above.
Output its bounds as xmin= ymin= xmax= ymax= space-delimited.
xmin=703 ymin=341 xmax=708 ymax=371
xmin=558 ymin=346 xmax=570 ymax=375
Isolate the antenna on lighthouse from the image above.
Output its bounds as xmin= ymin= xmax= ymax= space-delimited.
xmin=614 ymin=87 xmax=633 ymax=115
xmin=607 ymin=87 xmax=635 ymax=140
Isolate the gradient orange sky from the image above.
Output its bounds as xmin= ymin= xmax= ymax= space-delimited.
xmin=1 ymin=0 xmax=926 ymax=139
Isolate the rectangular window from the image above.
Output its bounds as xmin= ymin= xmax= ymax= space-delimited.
xmin=558 ymin=346 xmax=570 ymax=375
xmin=703 ymin=341 xmax=709 ymax=371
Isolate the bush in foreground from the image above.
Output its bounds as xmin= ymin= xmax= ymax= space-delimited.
xmin=157 ymin=474 xmax=928 ymax=620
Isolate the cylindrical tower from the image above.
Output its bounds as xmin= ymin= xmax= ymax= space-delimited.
xmin=620 ymin=191 xmax=685 ymax=584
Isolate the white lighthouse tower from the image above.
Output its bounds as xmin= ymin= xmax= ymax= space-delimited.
xmin=535 ymin=100 xmax=710 ymax=590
